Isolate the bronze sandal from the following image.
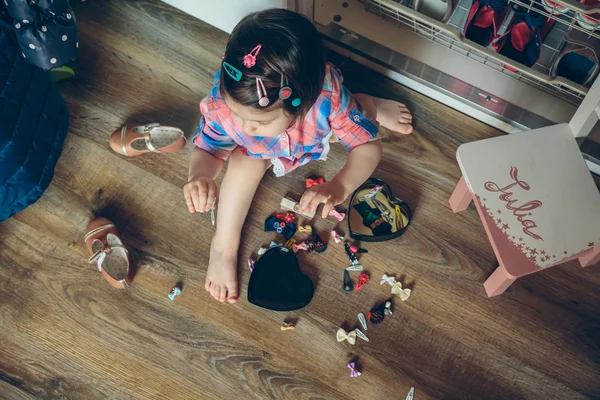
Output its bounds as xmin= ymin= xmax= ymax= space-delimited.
xmin=85 ymin=217 xmax=131 ymax=289
xmin=110 ymin=123 xmax=186 ymax=156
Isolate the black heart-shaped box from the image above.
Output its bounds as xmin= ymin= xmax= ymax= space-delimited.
xmin=248 ymin=247 xmax=314 ymax=311
xmin=348 ymin=178 xmax=411 ymax=242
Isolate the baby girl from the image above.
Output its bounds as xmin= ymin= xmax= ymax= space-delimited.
xmin=184 ymin=8 xmax=413 ymax=303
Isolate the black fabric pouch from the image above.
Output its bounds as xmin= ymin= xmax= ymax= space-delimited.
xmin=248 ymin=247 xmax=314 ymax=311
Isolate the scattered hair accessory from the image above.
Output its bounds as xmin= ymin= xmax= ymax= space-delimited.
xmin=256 ymin=78 xmax=270 ymax=107
xmin=347 ymin=362 xmax=361 ymax=377
xmin=368 ymin=299 xmax=392 ymax=324
xmin=281 ymin=321 xmax=296 ymax=331
xmin=306 ymin=176 xmax=325 ymax=188
xmin=357 ymin=313 xmax=368 ymax=331
xmin=336 ymin=328 xmax=357 ymax=345
xmin=342 ymin=269 xmax=354 ymax=292
xmin=354 ymin=272 xmax=370 ymax=292
xmin=344 ymin=241 xmax=360 ymax=265
xmin=248 ymin=258 xmax=255 ymax=272
xmin=275 ymin=212 xmax=296 ymax=224
xmin=349 ymin=244 xmax=368 ymax=254
xmin=354 ymin=328 xmax=369 ymax=342
xmin=298 ymin=225 xmax=312 ymax=233
xmin=222 ymin=61 xmax=242 ymax=81
xmin=292 ymin=98 xmax=301 ymax=107
xmin=329 ymin=208 xmax=346 ymax=222
xmin=284 ymin=238 xmax=296 ymax=250
xmin=381 ymin=273 xmax=411 ymax=301
xmin=243 ymin=44 xmax=262 ymax=68
xmin=168 ymin=287 xmax=181 ymax=301
xmin=331 ymin=230 xmax=345 ymax=244
xmin=258 ymin=247 xmax=267 ymax=255
xmin=279 ymin=73 xmax=292 ymax=100
xmin=345 ymin=264 xmax=364 ymax=272
xmin=292 ymin=242 xmax=308 ymax=253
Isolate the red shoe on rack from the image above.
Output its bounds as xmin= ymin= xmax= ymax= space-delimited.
xmin=576 ymin=0 xmax=600 ymax=30
xmin=493 ymin=8 xmax=554 ymax=68
xmin=464 ymin=0 xmax=510 ymax=47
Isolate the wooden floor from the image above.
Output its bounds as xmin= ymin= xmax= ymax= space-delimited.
xmin=1 ymin=1 xmax=599 ymax=399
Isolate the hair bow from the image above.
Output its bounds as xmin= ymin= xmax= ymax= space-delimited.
xmin=347 ymin=362 xmax=361 ymax=377
xmin=391 ymin=281 xmax=411 ymax=301
xmin=275 ymin=212 xmax=295 ymax=224
xmin=329 ymin=209 xmax=346 ymax=222
xmin=306 ymin=176 xmax=325 ymax=188
xmin=380 ymin=274 xmax=397 ymax=286
xmin=336 ymin=328 xmax=356 ymax=345
xmin=292 ymin=242 xmax=308 ymax=253
xmin=298 ymin=225 xmax=312 ymax=233
xmin=331 ymin=230 xmax=345 ymax=243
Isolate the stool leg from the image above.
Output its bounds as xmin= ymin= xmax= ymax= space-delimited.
xmin=484 ymin=264 xmax=517 ymax=297
xmin=449 ymin=176 xmax=472 ymax=213
xmin=579 ymin=245 xmax=600 ymax=268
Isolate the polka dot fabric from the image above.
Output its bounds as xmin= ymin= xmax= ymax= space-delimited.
xmin=1 ymin=0 xmax=79 ymax=70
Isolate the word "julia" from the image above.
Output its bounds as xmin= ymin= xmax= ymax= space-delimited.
xmin=484 ymin=166 xmax=543 ymax=241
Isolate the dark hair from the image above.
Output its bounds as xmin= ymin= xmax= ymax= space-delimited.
xmin=220 ymin=9 xmax=326 ymax=119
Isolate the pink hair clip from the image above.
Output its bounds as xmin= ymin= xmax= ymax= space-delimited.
xmin=243 ymin=44 xmax=262 ymax=68
xmin=256 ymin=78 xmax=269 ymax=107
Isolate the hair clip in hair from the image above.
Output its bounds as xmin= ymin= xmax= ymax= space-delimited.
xmin=292 ymin=98 xmax=301 ymax=107
xmin=243 ymin=45 xmax=262 ymax=68
xmin=279 ymin=74 xmax=292 ymax=100
xmin=223 ymin=61 xmax=242 ymax=81
xmin=256 ymin=78 xmax=269 ymax=107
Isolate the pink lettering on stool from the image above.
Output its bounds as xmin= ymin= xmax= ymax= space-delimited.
xmin=484 ymin=166 xmax=543 ymax=241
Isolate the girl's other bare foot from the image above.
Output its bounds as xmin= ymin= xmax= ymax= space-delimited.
xmin=373 ymin=98 xmax=413 ymax=135
xmin=204 ymin=237 xmax=239 ymax=303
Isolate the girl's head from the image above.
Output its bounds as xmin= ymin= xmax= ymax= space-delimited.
xmin=220 ymin=9 xmax=326 ymax=137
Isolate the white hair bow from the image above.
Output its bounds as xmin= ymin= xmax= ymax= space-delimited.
xmin=336 ymin=328 xmax=357 ymax=345
xmin=380 ymin=274 xmax=411 ymax=301
xmin=380 ymin=274 xmax=396 ymax=286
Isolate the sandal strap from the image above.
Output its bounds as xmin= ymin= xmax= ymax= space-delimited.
xmin=84 ymin=223 xmax=116 ymax=241
xmin=144 ymin=134 xmax=160 ymax=153
xmin=88 ymin=242 xmax=128 ymax=264
xmin=121 ymin=126 xmax=128 ymax=156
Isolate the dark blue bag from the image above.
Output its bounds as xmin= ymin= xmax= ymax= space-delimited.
xmin=0 ymin=12 xmax=70 ymax=222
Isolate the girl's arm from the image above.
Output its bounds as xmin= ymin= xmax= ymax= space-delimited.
xmin=183 ymin=147 xmax=225 ymax=213
xmin=299 ymin=139 xmax=382 ymax=217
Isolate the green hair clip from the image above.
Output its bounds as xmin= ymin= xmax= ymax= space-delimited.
xmin=223 ymin=62 xmax=242 ymax=81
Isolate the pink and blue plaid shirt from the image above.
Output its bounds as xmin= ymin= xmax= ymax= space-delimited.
xmin=193 ymin=63 xmax=379 ymax=176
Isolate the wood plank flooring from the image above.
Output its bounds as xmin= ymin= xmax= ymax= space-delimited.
xmin=1 ymin=1 xmax=599 ymax=399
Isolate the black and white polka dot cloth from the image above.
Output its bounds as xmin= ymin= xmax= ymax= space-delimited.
xmin=1 ymin=0 xmax=78 ymax=70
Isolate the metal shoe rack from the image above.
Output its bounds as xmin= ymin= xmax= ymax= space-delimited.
xmin=361 ymin=0 xmax=600 ymax=105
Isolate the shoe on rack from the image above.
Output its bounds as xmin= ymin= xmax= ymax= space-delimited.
xmin=493 ymin=10 xmax=553 ymax=67
xmin=541 ymin=0 xmax=570 ymax=14
xmin=110 ymin=123 xmax=186 ymax=157
xmin=576 ymin=0 xmax=600 ymax=30
xmin=464 ymin=0 xmax=510 ymax=47
xmin=85 ymin=218 xmax=131 ymax=289
xmin=413 ymin=0 xmax=457 ymax=23
xmin=550 ymin=28 xmax=600 ymax=86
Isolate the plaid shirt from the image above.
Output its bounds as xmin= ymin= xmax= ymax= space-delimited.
xmin=193 ymin=63 xmax=379 ymax=176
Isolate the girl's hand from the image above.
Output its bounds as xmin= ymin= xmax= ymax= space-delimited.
xmin=299 ymin=180 xmax=349 ymax=218
xmin=184 ymin=176 xmax=218 ymax=213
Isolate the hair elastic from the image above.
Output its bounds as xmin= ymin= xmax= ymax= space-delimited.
xmin=223 ymin=61 xmax=242 ymax=81
xmin=256 ymin=78 xmax=269 ymax=107
xmin=279 ymin=74 xmax=292 ymax=100
xmin=243 ymin=45 xmax=262 ymax=68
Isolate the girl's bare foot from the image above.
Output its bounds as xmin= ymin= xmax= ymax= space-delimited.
xmin=204 ymin=236 xmax=239 ymax=303
xmin=372 ymin=98 xmax=413 ymax=135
